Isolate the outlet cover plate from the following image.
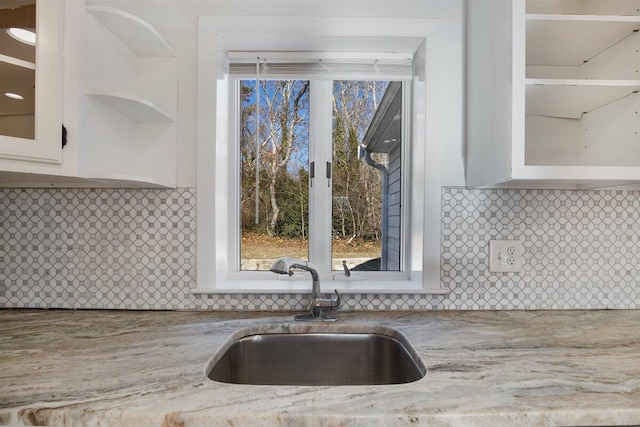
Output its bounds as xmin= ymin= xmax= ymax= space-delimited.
xmin=489 ymin=240 xmax=524 ymax=273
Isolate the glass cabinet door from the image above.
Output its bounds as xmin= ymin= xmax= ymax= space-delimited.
xmin=0 ymin=0 xmax=62 ymax=163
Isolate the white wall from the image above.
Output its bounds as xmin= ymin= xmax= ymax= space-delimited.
xmin=87 ymin=0 xmax=467 ymax=188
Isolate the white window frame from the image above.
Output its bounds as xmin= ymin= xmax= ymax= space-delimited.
xmin=195 ymin=15 xmax=448 ymax=294
xmin=230 ymin=77 xmax=410 ymax=279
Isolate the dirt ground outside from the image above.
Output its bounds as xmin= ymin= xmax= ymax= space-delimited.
xmin=240 ymin=232 xmax=380 ymax=271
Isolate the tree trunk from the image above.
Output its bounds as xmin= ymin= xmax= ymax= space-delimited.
xmin=262 ymin=80 xmax=309 ymax=237
xmin=268 ymin=176 xmax=279 ymax=236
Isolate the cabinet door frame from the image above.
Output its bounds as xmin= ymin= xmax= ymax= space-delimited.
xmin=0 ymin=0 xmax=63 ymax=164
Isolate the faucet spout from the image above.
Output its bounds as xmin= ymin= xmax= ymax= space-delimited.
xmin=270 ymin=257 xmax=341 ymax=321
xmin=270 ymin=257 xmax=319 ymax=282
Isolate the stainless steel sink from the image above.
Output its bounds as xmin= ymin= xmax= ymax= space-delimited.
xmin=206 ymin=330 xmax=425 ymax=386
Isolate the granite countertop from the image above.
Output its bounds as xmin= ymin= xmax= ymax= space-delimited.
xmin=0 ymin=309 xmax=639 ymax=426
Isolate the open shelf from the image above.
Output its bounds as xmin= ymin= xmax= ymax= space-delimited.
xmin=525 ymin=79 xmax=640 ymax=119
xmin=81 ymin=173 xmax=175 ymax=188
xmin=527 ymin=0 xmax=640 ymax=16
xmin=467 ymin=0 xmax=640 ymax=189
xmin=86 ymin=5 xmax=175 ymax=57
xmin=80 ymin=5 xmax=177 ymax=189
xmin=526 ymin=15 xmax=640 ymax=66
xmin=0 ymin=54 xmax=34 ymax=70
xmin=0 ymin=171 xmax=173 ymax=188
xmin=86 ymin=90 xmax=174 ymax=123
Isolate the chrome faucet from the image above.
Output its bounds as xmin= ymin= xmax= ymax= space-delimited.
xmin=270 ymin=257 xmax=341 ymax=321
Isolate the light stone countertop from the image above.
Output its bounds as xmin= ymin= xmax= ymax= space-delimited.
xmin=0 ymin=309 xmax=639 ymax=426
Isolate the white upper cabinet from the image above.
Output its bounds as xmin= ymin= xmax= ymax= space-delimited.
xmin=0 ymin=1 xmax=177 ymax=188
xmin=0 ymin=0 xmax=63 ymax=164
xmin=467 ymin=0 xmax=640 ymax=189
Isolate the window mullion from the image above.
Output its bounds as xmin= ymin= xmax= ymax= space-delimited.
xmin=308 ymin=80 xmax=333 ymax=278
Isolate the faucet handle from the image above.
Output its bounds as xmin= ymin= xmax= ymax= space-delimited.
xmin=331 ymin=289 xmax=341 ymax=310
xmin=342 ymin=260 xmax=351 ymax=277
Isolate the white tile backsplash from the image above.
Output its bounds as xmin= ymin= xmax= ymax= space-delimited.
xmin=1 ymin=187 xmax=638 ymax=310
xmin=440 ymin=188 xmax=640 ymax=309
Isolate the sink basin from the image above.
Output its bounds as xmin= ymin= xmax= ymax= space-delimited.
xmin=206 ymin=329 xmax=425 ymax=386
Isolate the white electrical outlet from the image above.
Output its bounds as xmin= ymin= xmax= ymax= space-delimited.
xmin=489 ymin=240 xmax=524 ymax=273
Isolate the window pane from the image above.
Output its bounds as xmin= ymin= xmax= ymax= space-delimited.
xmin=240 ymin=80 xmax=310 ymax=270
xmin=332 ymin=80 xmax=402 ymax=272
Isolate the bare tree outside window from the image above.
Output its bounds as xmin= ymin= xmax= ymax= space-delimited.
xmin=239 ymin=79 xmax=400 ymax=272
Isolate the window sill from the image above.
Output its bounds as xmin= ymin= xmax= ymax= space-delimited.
xmin=190 ymin=287 xmax=450 ymax=295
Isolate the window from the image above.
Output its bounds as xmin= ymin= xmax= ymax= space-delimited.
xmin=238 ymin=77 xmax=404 ymax=276
xmin=239 ymin=79 xmax=311 ymax=270
xmin=338 ymin=81 xmax=403 ymax=273
xmin=196 ymin=14 xmax=448 ymax=293
xmin=225 ymin=52 xmax=412 ymax=285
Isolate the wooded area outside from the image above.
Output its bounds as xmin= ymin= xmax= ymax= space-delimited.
xmin=240 ymin=79 xmax=391 ymax=271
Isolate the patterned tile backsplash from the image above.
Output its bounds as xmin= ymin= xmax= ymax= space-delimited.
xmin=441 ymin=188 xmax=639 ymax=310
xmin=1 ymin=187 xmax=638 ymax=310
